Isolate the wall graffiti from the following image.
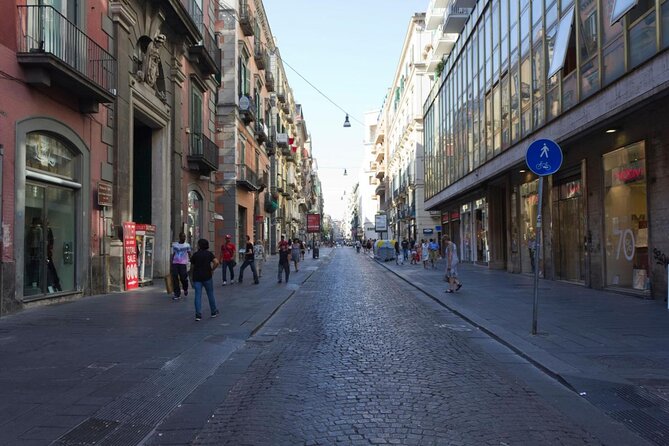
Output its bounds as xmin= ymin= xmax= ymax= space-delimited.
xmin=653 ymin=248 xmax=669 ymax=267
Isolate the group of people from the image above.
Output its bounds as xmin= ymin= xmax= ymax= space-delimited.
xmin=169 ymin=233 xmax=308 ymax=321
xmin=390 ymin=236 xmax=463 ymax=293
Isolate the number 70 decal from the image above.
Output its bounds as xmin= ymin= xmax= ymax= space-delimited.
xmin=612 ymin=227 xmax=635 ymax=261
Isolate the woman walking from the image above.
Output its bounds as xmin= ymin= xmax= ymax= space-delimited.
xmin=291 ymin=238 xmax=301 ymax=272
xmin=190 ymin=238 xmax=220 ymax=321
xmin=421 ymin=239 xmax=429 ymax=269
xmin=444 ymin=234 xmax=463 ymax=293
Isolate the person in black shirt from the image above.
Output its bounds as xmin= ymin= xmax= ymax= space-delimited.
xmin=277 ymin=239 xmax=290 ymax=284
xmin=190 ymin=238 xmax=219 ymax=321
xmin=238 ymin=235 xmax=259 ymax=284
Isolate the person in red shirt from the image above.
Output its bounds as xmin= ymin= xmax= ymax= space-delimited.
xmin=219 ymin=234 xmax=236 ymax=285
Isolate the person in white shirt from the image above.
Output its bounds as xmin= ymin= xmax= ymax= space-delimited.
xmin=444 ymin=234 xmax=463 ymax=293
xmin=171 ymin=232 xmax=192 ymax=300
xmin=253 ymin=239 xmax=267 ymax=278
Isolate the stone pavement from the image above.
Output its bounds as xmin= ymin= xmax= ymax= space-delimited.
xmin=0 ymin=248 xmax=332 ymax=446
xmin=372 ymin=251 xmax=669 ymax=445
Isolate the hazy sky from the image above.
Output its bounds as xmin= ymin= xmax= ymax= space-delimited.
xmin=264 ymin=0 xmax=428 ymax=220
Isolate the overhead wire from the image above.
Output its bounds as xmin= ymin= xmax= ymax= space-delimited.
xmin=215 ymin=0 xmax=365 ymax=126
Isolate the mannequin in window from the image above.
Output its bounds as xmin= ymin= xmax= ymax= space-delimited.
xmin=27 ymin=217 xmax=43 ymax=287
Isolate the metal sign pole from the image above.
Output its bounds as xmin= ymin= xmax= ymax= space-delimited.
xmin=532 ymin=176 xmax=544 ymax=335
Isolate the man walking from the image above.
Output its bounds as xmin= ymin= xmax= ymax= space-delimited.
xmin=238 ymin=235 xmax=259 ymax=284
xmin=277 ymin=235 xmax=290 ymax=283
xmin=219 ymin=234 xmax=236 ymax=285
xmin=171 ymin=232 xmax=191 ymax=300
xmin=401 ymin=237 xmax=409 ymax=264
xmin=394 ymin=239 xmax=402 ymax=265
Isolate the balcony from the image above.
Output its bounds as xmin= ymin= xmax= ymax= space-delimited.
xmin=189 ymin=24 xmax=220 ymax=77
xmin=16 ymin=5 xmax=116 ymax=113
xmin=276 ymin=132 xmax=289 ymax=148
xmin=376 ymin=149 xmax=385 ymax=163
xmin=238 ymin=1 xmax=254 ymax=36
xmin=433 ymin=25 xmax=458 ymax=57
xmin=444 ymin=4 xmax=473 ymax=34
xmin=255 ymin=120 xmax=268 ymax=144
xmin=276 ymin=179 xmax=284 ymax=193
xmin=376 ymin=166 xmax=385 ymax=180
xmin=277 ymin=87 xmax=286 ymax=103
xmin=238 ymin=95 xmax=256 ymax=125
xmin=426 ymin=7 xmax=445 ymax=30
xmin=265 ymin=71 xmax=275 ymax=92
xmin=236 ymin=165 xmax=260 ymax=191
xmin=254 ymin=46 xmax=266 ymax=70
xmin=187 ymin=133 xmax=218 ymax=175
xmin=375 ymin=182 xmax=386 ymax=196
xmin=281 ymin=146 xmax=291 ymax=156
xmin=160 ymin=0 xmax=202 ymax=45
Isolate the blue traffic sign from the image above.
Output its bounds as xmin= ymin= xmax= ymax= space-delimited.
xmin=526 ymin=139 xmax=563 ymax=176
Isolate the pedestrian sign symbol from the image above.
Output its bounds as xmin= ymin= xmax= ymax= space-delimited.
xmin=526 ymin=139 xmax=563 ymax=176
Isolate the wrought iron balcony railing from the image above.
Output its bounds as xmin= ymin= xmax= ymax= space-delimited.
xmin=187 ymin=132 xmax=218 ymax=174
xmin=237 ymin=165 xmax=260 ymax=191
xmin=190 ymin=23 xmax=220 ymax=76
xmin=238 ymin=1 xmax=254 ymax=36
xmin=180 ymin=0 xmax=203 ymax=30
xmin=16 ymin=5 xmax=116 ymax=105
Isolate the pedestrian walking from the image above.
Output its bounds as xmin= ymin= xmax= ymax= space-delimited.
xmin=444 ymin=234 xmax=463 ymax=293
xmin=421 ymin=239 xmax=429 ymax=269
xmin=238 ymin=235 xmax=259 ymax=284
xmin=300 ymin=240 xmax=306 ymax=260
xmin=394 ymin=239 xmax=402 ymax=265
xmin=219 ymin=234 xmax=236 ymax=285
xmin=355 ymin=239 xmax=361 ymax=253
xmin=401 ymin=237 xmax=409 ymax=263
xmin=428 ymin=238 xmax=439 ymax=269
xmin=253 ymin=239 xmax=266 ymax=278
xmin=277 ymin=236 xmax=290 ymax=283
xmin=190 ymin=238 xmax=220 ymax=321
xmin=291 ymin=238 xmax=301 ymax=272
xmin=170 ymin=232 xmax=191 ymax=300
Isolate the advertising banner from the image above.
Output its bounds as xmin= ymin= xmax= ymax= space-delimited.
xmin=123 ymin=222 xmax=139 ymax=290
xmin=375 ymin=214 xmax=388 ymax=232
xmin=307 ymin=213 xmax=321 ymax=233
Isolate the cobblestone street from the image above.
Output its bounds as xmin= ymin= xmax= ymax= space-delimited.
xmin=189 ymin=248 xmax=631 ymax=445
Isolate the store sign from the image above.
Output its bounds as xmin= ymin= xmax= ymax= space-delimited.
xmin=97 ymin=182 xmax=113 ymax=207
xmin=123 ymin=222 xmax=138 ymax=290
xmin=423 ymin=228 xmax=434 ymax=234
xmin=375 ymin=214 xmax=388 ymax=232
xmin=306 ymin=213 xmax=321 ymax=233
xmin=255 ymin=215 xmax=264 ymax=222
xmin=612 ymin=165 xmax=645 ymax=185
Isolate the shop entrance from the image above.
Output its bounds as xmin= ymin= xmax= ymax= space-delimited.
xmin=133 ymin=121 xmax=152 ymax=224
xmin=553 ymin=179 xmax=586 ymax=282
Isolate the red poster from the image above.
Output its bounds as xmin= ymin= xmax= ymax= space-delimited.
xmin=123 ymin=222 xmax=139 ymax=290
xmin=306 ymin=214 xmax=321 ymax=233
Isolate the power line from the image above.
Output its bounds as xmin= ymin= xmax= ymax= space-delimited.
xmin=216 ymin=0 xmax=366 ymax=126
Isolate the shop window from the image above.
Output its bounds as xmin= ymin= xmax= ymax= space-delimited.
xmin=26 ymin=133 xmax=76 ymax=179
xmin=629 ymin=11 xmax=657 ymax=68
xmin=603 ymin=142 xmax=648 ymax=290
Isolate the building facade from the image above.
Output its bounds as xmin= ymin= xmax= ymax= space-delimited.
xmin=423 ymin=0 xmax=669 ymax=298
xmin=373 ymin=13 xmax=435 ymax=244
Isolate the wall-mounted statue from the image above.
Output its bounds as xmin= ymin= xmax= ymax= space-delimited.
xmin=141 ymin=33 xmax=166 ymax=88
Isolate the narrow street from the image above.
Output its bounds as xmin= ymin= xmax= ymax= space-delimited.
xmin=0 ymin=248 xmax=653 ymax=445
xmin=185 ymin=248 xmax=640 ymax=445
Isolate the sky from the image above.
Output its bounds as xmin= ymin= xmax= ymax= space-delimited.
xmin=263 ymin=0 xmax=428 ymax=221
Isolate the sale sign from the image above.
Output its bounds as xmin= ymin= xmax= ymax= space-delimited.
xmin=306 ymin=214 xmax=321 ymax=233
xmin=123 ymin=222 xmax=139 ymax=290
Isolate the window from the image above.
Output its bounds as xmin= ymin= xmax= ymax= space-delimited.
xmin=548 ymin=7 xmax=575 ymax=78
xmin=611 ymin=0 xmax=640 ymax=24
xmin=238 ymin=47 xmax=251 ymax=96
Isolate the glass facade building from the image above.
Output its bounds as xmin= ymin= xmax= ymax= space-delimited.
xmin=424 ymin=0 xmax=669 ymax=297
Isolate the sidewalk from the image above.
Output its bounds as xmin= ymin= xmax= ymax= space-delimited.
xmin=374 ymin=253 xmax=669 ymax=445
xmin=0 ymin=248 xmax=333 ymax=446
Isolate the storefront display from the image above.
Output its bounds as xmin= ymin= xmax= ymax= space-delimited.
xmin=603 ymin=141 xmax=649 ymax=291
xmin=520 ymin=180 xmax=539 ymax=274
xmin=552 ymin=177 xmax=586 ymax=282
xmin=24 ymin=132 xmax=78 ymax=298
xmin=460 ymin=203 xmax=473 ymax=262
xmin=475 ymin=198 xmax=489 ymax=264
xmin=136 ymin=224 xmax=156 ymax=286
